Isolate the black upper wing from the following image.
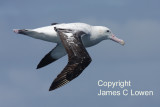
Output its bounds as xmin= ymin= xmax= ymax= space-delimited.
xmin=51 ymin=23 xmax=59 ymax=25
xmin=49 ymin=28 xmax=92 ymax=91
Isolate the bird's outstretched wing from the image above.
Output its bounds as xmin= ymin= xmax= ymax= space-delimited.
xmin=37 ymin=44 xmax=66 ymax=69
xmin=49 ymin=28 xmax=92 ymax=91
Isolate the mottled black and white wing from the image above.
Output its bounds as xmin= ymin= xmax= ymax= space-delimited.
xmin=49 ymin=28 xmax=92 ymax=91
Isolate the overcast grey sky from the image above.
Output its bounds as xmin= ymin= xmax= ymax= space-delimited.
xmin=0 ymin=0 xmax=160 ymax=107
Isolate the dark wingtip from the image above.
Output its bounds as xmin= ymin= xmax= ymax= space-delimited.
xmin=37 ymin=54 xmax=57 ymax=69
xmin=36 ymin=65 xmax=42 ymax=69
xmin=49 ymin=83 xmax=58 ymax=91
xmin=49 ymin=86 xmax=55 ymax=91
xmin=49 ymin=88 xmax=52 ymax=91
xmin=36 ymin=62 xmax=46 ymax=69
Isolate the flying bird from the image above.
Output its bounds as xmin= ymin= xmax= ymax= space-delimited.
xmin=13 ymin=23 xmax=125 ymax=91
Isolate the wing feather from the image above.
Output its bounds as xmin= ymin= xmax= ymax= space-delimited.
xmin=49 ymin=28 xmax=92 ymax=91
xmin=37 ymin=44 xmax=66 ymax=69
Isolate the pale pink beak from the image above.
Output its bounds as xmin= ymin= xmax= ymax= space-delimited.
xmin=109 ymin=34 xmax=125 ymax=46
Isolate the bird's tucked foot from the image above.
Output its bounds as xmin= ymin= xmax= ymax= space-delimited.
xmin=13 ymin=29 xmax=28 ymax=35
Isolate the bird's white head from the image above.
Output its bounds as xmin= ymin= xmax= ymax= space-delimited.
xmin=94 ymin=26 xmax=125 ymax=46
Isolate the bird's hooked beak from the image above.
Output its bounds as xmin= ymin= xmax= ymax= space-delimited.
xmin=109 ymin=34 xmax=125 ymax=46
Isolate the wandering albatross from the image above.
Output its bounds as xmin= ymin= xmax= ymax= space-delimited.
xmin=13 ymin=22 xmax=125 ymax=91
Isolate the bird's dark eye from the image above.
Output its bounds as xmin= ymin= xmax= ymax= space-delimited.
xmin=106 ymin=30 xmax=110 ymax=32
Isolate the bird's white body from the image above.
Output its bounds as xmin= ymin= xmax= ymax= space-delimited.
xmin=27 ymin=23 xmax=108 ymax=47
xmin=14 ymin=22 xmax=124 ymax=62
xmin=13 ymin=22 xmax=125 ymax=91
